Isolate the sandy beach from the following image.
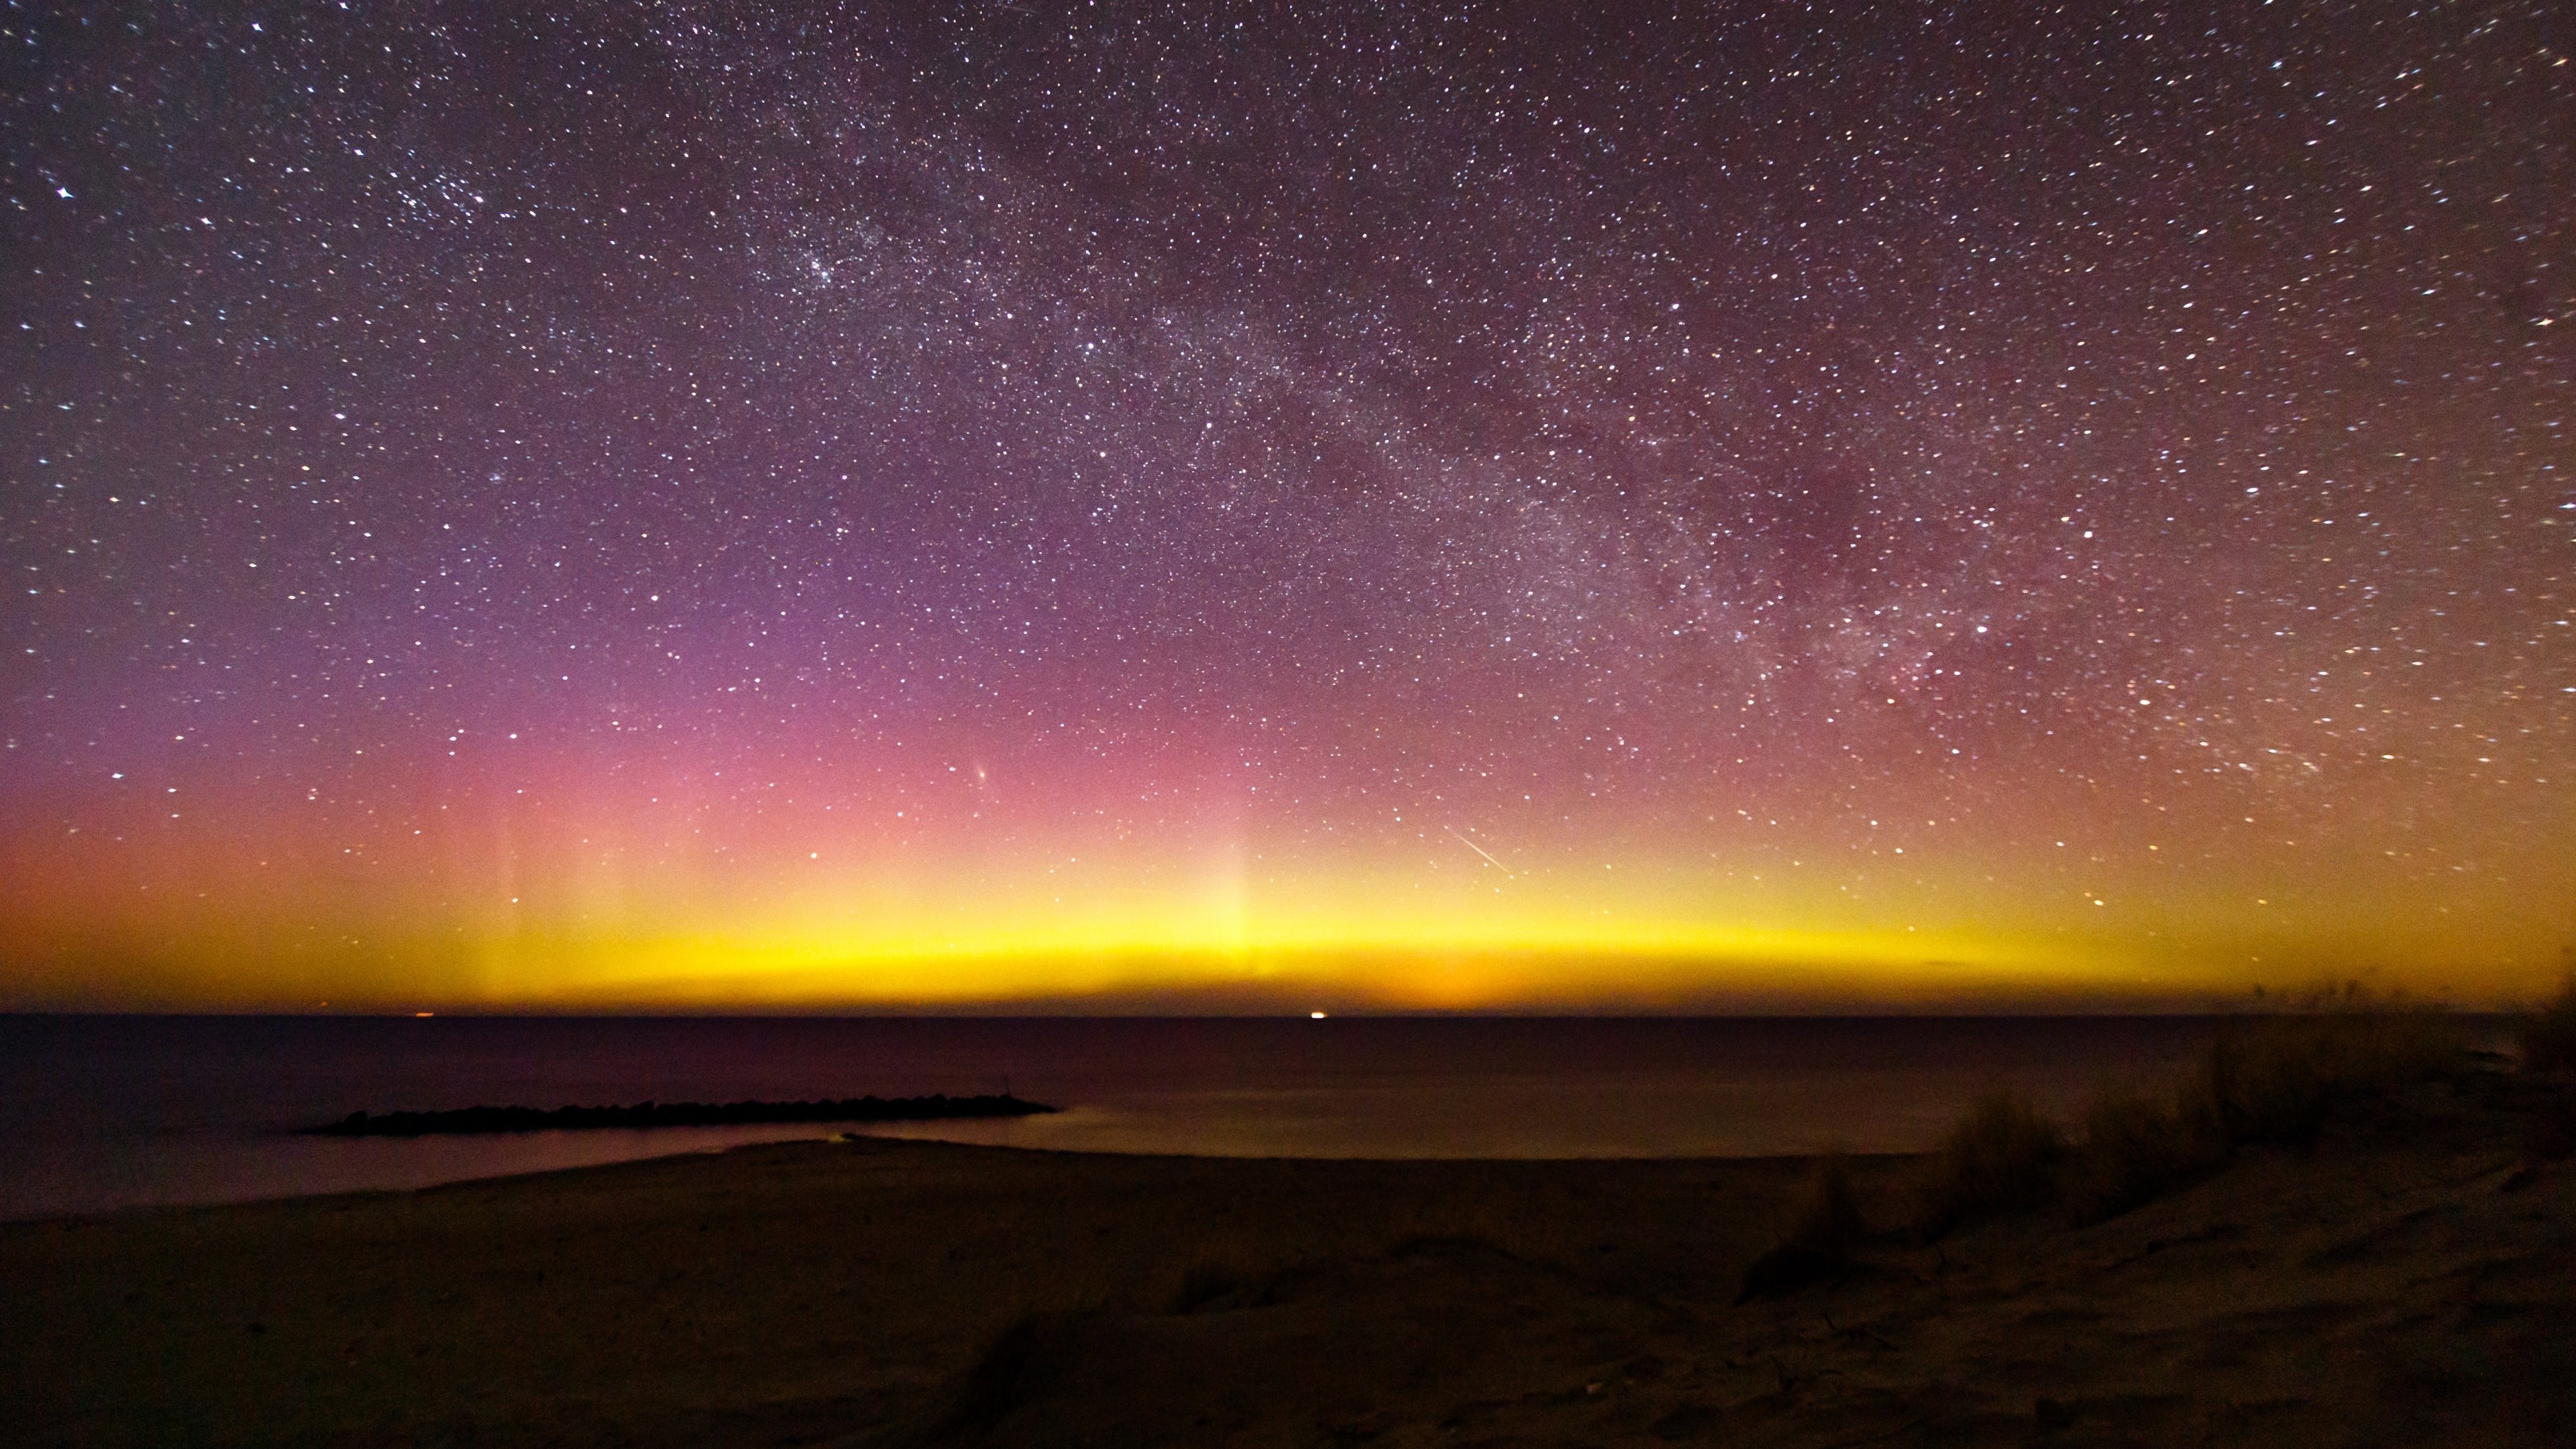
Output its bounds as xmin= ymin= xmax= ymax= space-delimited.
xmin=5 ymin=1064 xmax=2571 ymax=1448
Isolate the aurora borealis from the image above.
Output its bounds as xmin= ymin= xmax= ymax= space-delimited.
xmin=3 ymin=1 xmax=2570 ymax=1012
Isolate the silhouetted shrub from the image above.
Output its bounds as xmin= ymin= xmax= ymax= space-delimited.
xmin=1737 ymin=1151 xmax=1863 ymax=1301
xmin=2062 ymin=1085 xmax=2226 ymax=1226
xmin=1790 ymin=1150 xmax=1865 ymax=1256
xmin=2200 ymin=996 xmax=2455 ymax=1145
xmin=1912 ymin=1090 xmax=2060 ymax=1240
xmin=1755 ymin=998 xmax=2471 ymax=1270
xmin=2519 ymin=975 xmax=2576 ymax=1071
xmin=2060 ymin=995 xmax=2458 ymax=1225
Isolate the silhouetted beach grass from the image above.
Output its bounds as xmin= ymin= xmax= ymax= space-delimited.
xmin=1909 ymin=1088 xmax=2063 ymax=1239
xmin=2063 ymin=1081 xmax=2227 ymax=1225
xmin=1735 ymin=991 xmax=2480 ymax=1275
xmin=2518 ymin=974 xmax=2576 ymax=1071
xmin=1735 ymin=1150 xmax=1864 ymax=1300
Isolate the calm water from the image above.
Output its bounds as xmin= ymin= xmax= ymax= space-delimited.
xmin=0 ymin=1014 xmax=2250 ymax=1221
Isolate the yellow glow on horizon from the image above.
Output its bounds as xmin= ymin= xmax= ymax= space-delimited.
xmin=6 ymin=800 xmax=2569 ymax=1011
xmin=510 ymin=920 xmax=2063 ymax=1010
xmin=432 ymin=853 xmax=2131 ymax=1009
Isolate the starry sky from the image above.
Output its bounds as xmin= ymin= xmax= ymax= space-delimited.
xmin=3 ymin=1 xmax=2571 ymax=1012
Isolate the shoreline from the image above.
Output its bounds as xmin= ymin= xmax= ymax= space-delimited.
xmin=1 ymin=1130 xmax=1890 ymax=1229
xmin=15 ymin=1013 xmax=2515 ymax=1221
xmin=5 ymin=1065 xmax=2571 ymax=1446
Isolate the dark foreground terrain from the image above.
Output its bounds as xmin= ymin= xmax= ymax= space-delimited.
xmin=3 ymin=1066 xmax=2571 ymax=1447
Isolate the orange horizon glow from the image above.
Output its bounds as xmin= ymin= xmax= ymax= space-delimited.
xmin=7 ymin=765 xmax=2567 ymax=1012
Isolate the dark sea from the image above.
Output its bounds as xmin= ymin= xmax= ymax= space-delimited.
xmin=0 ymin=1013 xmax=2348 ymax=1221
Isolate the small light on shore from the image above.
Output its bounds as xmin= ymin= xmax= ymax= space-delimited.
xmin=415 ymin=1011 xmax=435 ymax=1018
xmin=1310 ymin=1010 xmax=1328 ymax=1020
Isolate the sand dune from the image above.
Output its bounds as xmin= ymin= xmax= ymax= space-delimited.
xmin=3 ymin=1069 xmax=2569 ymax=1446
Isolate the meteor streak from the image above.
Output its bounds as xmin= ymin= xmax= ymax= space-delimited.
xmin=1448 ymin=828 xmax=1513 ymax=876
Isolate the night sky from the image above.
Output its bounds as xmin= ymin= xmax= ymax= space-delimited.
xmin=4 ymin=1 xmax=2571 ymax=1011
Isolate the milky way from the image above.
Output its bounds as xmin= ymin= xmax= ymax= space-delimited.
xmin=4 ymin=2 xmax=2571 ymax=1009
